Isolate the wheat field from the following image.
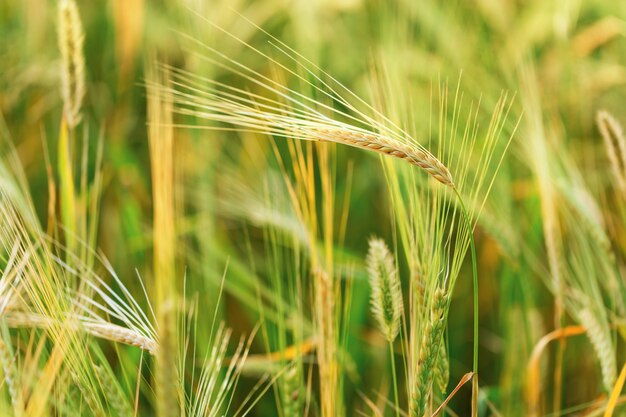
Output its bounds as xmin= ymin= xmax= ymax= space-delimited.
xmin=1 ymin=1 xmax=626 ymax=416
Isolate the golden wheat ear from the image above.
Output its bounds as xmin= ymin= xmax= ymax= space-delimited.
xmin=157 ymin=69 xmax=454 ymax=187
xmin=149 ymin=21 xmax=454 ymax=188
xmin=310 ymin=127 xmax=454 ymax=186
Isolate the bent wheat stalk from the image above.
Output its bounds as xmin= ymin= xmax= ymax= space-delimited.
xmin=149 ymin=60 xmax=454 ymax=187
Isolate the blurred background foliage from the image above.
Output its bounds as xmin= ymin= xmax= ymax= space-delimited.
xmin=2 ymin=0 xmax=626 ymax=415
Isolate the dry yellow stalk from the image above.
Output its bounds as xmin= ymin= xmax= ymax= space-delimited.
xmin=147 ymin=63 xmax=178 ymax=417
xmin=605 ymin=363 xmax=626 ymax=417
xmin=313 ymin=267 xmax=338 ymax=417
xmin=526 ymin=325 xmax=586 ymax=416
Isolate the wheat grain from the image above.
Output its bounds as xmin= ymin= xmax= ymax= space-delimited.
xmin=435 ymin=341 xmax=449 ymax=394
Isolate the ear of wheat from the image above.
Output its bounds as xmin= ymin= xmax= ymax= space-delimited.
xmin=281 ymin=362 xmax=303 ymax=417
xmin=366 ymin=237 xmax=403 ymax=342
xmin=148 ymin=31 xmax=454 ymax=187
xmin=597 ymin=110 xmax=626 ymax=193
xmin=410 ymin=287 xmax=447 ymax=417
xmin=58 ymin=0 xmax=85 ymax=129
xmin=577 ymin=307 xmax=616 ymax=392
xmin=0 ymin=320 xmax=23 ymax=415
xmin=95 ymin=365 xmax=134 ymax=417
xmin=2 ymin=312 xmax=157 ymax=354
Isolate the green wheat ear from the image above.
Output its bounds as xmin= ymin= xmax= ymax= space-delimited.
xmin=366 ymin=237 xmax=403 ymax=343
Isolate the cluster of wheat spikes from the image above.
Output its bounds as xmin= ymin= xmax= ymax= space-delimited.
xmin=147 ymin=15 xmax=517 ymax=417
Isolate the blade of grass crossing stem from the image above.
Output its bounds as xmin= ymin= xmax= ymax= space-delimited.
xmin=431 ymin=372 xmax=474 ymax=417
xmin=605 ymin=363 xmax=626 ymax=417
xmin=527 ymin=326 xmax=586 ymax=415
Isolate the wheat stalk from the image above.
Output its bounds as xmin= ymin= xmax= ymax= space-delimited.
xmin=58 ymin=0 xmax=85 ymax=129
xmin=312 ymin=266 xmax=338 ymax=417
xmin=147 ymin=63 xmax=179 ymax=417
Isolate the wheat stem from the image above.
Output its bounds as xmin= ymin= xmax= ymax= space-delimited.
xmin=389 ymin=341 xmax=400 ymax=417
xmin=147 ymin=64 xmax=178 ymax=417
xmin=455 ymin=190 xmax=479 ymax=417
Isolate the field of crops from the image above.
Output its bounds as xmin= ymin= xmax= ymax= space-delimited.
xmin=1 ymin=1 xmax=626 ymax=416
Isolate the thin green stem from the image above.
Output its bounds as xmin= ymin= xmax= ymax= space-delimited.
xmin=454 ymin=189 xmax=478 ymax=417
xmin=58 ymin=119 xmax=76 ymax=260
xmin=389 ymin=341 xmax=400 ymax=417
